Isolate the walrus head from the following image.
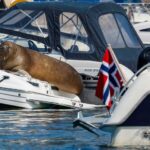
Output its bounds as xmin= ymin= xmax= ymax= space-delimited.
xmin=0 ymin=41 xmax=19 ymax=68
xmin=0 ymin=41 xmax=32 ymax=72
xmin=0 ymin=43 xmax=10 ymax=69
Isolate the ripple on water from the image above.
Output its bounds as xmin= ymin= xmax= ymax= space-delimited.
xmin=0 ymin=109 xmax=149 ymax=150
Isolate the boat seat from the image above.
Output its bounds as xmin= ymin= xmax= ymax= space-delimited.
xmin=69 ymin=45 xmax=79 ymax=53
xmin=28 ymin=40 xmax=39 ymax=52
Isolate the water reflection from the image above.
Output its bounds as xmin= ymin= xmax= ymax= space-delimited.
xmin=0 ymin=109 xmax=148 ymax=150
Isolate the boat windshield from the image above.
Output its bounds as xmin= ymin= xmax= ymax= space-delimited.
xmin=0 ymin=9 xmax=50 ymax=52
xmin=0 ymin=9 xmax=49 ymax=44
xmin=59 ymin=12 xmax=96 ymax=54
xmin=99 ymin=13 xmax=141 ymax=49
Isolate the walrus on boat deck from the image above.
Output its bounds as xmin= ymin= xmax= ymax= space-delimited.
xmin=0 ymin=41 xmax=83 ymax=94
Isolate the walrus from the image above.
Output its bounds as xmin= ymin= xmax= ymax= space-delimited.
xmin=0 ymin=41 xmax=83 ymax=94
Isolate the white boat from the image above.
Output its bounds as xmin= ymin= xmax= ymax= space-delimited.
xmin=73 ymin=64 xmax=150 ymax=147
xmin=121 ymin=3 xmax=150 ymax=45
xmin=0 ymin=2 xmax=145 ymax=108
xmin=133 ymin=21 xmax=150 ymax=46
xmin=0 ymin=1 xmax=144 ymax=75
xmin=120 ymin=3 xmax=150 ymax=23
xmin=0 ymin=69 xmax=104 ymax=109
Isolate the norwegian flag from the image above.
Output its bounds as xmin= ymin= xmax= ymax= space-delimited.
xmin=95 ymin=48 xmax=123 ymax=109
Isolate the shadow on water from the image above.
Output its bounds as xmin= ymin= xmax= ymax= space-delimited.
xmin=0 ymin=107 xmax=149 ymax=150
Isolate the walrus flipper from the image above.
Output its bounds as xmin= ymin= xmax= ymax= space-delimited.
xmin=15 ymin=69 xmax=32 ymax=78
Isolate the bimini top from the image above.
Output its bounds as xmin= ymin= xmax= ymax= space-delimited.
xmin=15 ymin=1 xmax=125 ymax=13
xmin=0 ymin=1 xmax=144 ymax=72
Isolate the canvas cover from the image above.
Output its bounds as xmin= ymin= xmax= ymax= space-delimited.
xmin=0 ymin=1 xmax=144 ymax=72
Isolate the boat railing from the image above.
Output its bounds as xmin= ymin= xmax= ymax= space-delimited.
xmin=109 ymin=63 xmax=150 ymax=114
xmin=118 ymin=63 xmax=150 ymax=100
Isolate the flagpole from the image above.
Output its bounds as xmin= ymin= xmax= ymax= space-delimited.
xmin=107 ymin=44 xmax=127 ymax=84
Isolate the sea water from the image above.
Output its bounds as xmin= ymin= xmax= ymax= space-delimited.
xmin=0 ymin=109 xmax=148 ymax=150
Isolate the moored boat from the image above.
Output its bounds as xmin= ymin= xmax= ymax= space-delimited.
xmin=0 ymin=1 xmax=145 ymax=108
xmin=0 ymin=69 xmax=104 ymax=109
xmin=73 ymin=62 xmax=150 ymax=147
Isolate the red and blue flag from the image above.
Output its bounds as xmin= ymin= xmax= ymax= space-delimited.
xmin=95 ymin=48 xmax=123 ymax=109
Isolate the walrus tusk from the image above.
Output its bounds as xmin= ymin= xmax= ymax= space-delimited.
xmin=0 ymin=41 xmax=83 ymax=94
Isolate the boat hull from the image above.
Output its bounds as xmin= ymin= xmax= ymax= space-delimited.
xmin=100 ymin=126 xmax=150 ymax=147
xmin=0 ymin=88 xmax=50 ymax=109
xmin=0 ymin=70 xmax=102 ymax=109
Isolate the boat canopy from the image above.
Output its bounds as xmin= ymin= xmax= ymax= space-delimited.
xmin=0 ymin=2 xmax=144 ymax=72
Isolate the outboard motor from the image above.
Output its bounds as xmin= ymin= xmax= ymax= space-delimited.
xmin=137 ymin=47 xmax=150 ymax=70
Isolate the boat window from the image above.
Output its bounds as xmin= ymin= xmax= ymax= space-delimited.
xmin=0 ymin=10 xmax=33 ymax=25
xmin=99 ymin=14 xmax=125 ymax=48
xmin=59 ymin=12 xmax=95 ymax=53
xmin=0 ymin=10 xmax=33 ymax=26
xmin=31 ymin=13 xmax=48 ymax=37
xmin=115 ymin=14 xmax=141 ymax=48
xmin=0 ymin=10 xmax=48 ymax=38
xmin=99 ymin=13 xmax=141 ymax=49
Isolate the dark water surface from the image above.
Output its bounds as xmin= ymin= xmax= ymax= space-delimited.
xmin=0 ymin=109 xmax=148 ymax=150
